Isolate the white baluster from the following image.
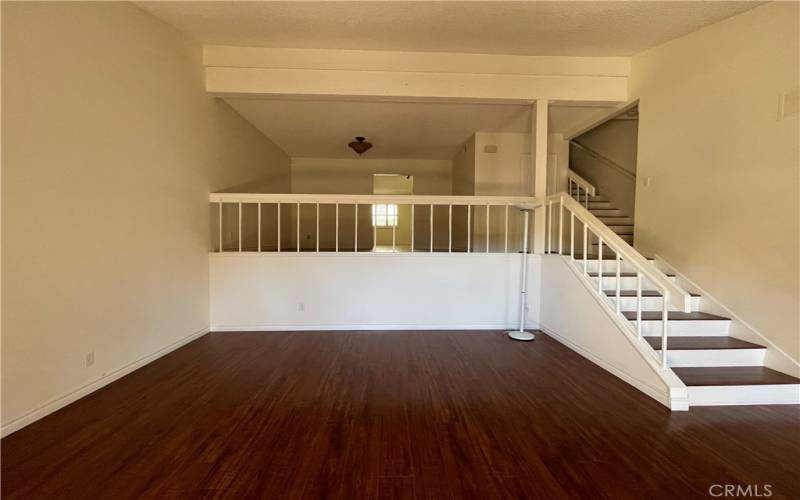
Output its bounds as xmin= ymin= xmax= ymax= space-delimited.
xmin=661 ymin=290 xmax=669 ymax=370
xmin=296 ymin=202 xmax=300 ymax=253
xmin=504 ymin=204 xmax=509 ymax=253
xmin=570 ymin=212 xmax=575 ymax=260
xmin=615 ymin=255 xmax=621 ymax=314
xmin=277 ymin=202 xmax=281 ymax=253
xmin=335 ymin=203 xmax=339 ymax=252
xmin=411 ymin=204 xmax=415 ymax=253
xmin=218 ymin=201 xmax=222 ymax=253
xmin=582 ymin=223 xmax=588 ymax=275
xmin=636 ymin=272 xmax=643 ymax=339
xmin=238 ymin=201 xmax=242 ymax=253
xmin=597 ymin=236 xmax=603 ymax=293
xmin=485 ymin=203 xmax=490 ymax=253
xmin=558 ymin=198 xmax=564 ymax=255
xmin=467 ymin=205 xmax=471 ymax=253
xmin=258 ymin=202 xmax=262 ymax=253
xmin=354 ymin=202 xmax=359 ymax=253
xmin=448 ymin=203 xmax=452 ymax=253
xmin=316 ymin=203 xmax=319 ymax=253
xmin=547 ymin=199 xmax=553 ymax=254
xmin=429 ymin=204 xmax=433 ymax=252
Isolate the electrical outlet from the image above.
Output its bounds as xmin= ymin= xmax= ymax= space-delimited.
xmin=85 ymin=351 xmax=95 ymax=368
xmin=298 ymin=303 xmax=305 ymax=312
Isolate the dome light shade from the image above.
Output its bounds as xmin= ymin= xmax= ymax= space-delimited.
xmin=348 ymin=136 xmax=372 ymax=155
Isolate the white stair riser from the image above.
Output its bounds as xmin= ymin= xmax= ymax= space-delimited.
xmin=592 ymin=235 xmax=634 ymax=245
xmin=569 ymin=193 xmax=608 ymax=203
xmin=598 ymin=276 xmax=676 ymax=289
xmin=662 ymin=349 xmax=766 ymax=367
xmin=637 ymin=319 xmax=731 ymax=336
xmin=613 ymin=295 xmax=701 ymax=311
xmin=607 ymin=225 xmax=635 ymax=235
xmin=688 ymin=384 xmax=800 ymax=406
xmin=582 ymin=259 xmax=641 ymax=274
xmin=589 ymin=209 xmax=623 ymax=216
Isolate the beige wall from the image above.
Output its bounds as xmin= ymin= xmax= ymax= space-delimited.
xmin=571 ymin=118 xmax=638 ymax=217
xmin=1 ymin=2 xmax=290 ymax=430
xmin=629 ymin=2 xmax=799 ymax=360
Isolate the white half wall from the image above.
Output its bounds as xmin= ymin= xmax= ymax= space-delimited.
xmin=539 ymin=255 xmax=682 ymax=409
xmin=210 ymin=254 xmax=540 ymax=331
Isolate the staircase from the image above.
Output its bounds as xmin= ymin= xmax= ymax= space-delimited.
xmin=565 ymin=184 xmax=800 ymax=407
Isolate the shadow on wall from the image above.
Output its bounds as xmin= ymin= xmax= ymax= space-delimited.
xmin=569 ymin=108 xmax=638 ymax=219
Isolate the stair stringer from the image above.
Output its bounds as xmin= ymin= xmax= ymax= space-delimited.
xmin=539 ymin=254 xmax=689 ymax=411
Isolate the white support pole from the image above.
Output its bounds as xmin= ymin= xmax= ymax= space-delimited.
xmin=507 ymin=209 xmax=535 ymax=342
xmin=532 ymin=99 xmax=549 ymax=254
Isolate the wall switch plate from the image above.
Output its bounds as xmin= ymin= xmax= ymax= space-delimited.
xmin=85 ymin=351 xmax=95 ymax=368
xmin=644 ymin=177 xmax=651 ymax=187
xmin=483 ymin=145 xmax=498 ymax=153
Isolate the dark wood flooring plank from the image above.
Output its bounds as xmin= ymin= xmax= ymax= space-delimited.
xmin=2 ymin=331 xmax=799 ymax=499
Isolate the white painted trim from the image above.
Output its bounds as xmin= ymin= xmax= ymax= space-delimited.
xmin=687 ymin=384 xmax=800 ymax=406
xmin=1 ymin=327 xmax=210 ymax=438
xmin=538 ymin=325 xmax=675 ymax=409
xmin=653 ymin=254 xmax=800 ymax=376
xmin=211 ymin=323 xmax=532 ymax=332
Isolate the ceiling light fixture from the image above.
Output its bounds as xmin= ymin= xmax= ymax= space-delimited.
xmin=348 ymin=136 xmax=373 ymax=155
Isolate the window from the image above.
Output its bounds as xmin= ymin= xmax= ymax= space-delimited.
xmin=372 ymin=204 xmax=398 ymax=227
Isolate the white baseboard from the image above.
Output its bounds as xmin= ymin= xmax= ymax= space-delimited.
xmin=539 ymin=323 xmax=678 ymax=410
xmin=1 ymin=326 xmax=210 ymax=438
xmin=211 ymin=322 xmax=536 ymax=332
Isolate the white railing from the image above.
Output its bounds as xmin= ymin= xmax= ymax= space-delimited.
xmin=209 ymin=193 xmax=543 ymax=254
xmin=542 ymin=192 xmax=693 ymax=370
xmin=567 ymin=168 xmax=595 ymax=209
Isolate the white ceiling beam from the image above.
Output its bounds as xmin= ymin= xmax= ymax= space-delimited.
xmin=207 ymin=67 xmax=627 ymax=102
xmin=204 ymin=46 xmax=629 ymax=103
xmin=204 ymin=46 xmax=630 ymax=77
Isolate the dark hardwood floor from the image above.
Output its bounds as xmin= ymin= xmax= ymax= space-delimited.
xmin=2 ymin=331 xmax=799 ymax=499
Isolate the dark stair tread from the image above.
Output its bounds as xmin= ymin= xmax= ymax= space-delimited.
xmin=570 ymin=254 xmax=652 ymax=261
xmin=589 ymin=272 xmax=675 ymax=278
xmin=606 ymin=224 xmax=635 ymax=227
xmin=622 ymin=311 xmax=730 ymax=321
xmin=644 ymin=336 xmax=764 ymax=350
xmin=604 ymin=290 xmax=700 ymax=297
xmin=673 ymin=366 xmax=800 ymax=386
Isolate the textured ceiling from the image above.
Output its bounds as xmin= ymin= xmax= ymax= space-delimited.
xmin=225 ymin=99 xmax=615 ymax=159
xmin=137 ymin=1 xmax=759 ymax=57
